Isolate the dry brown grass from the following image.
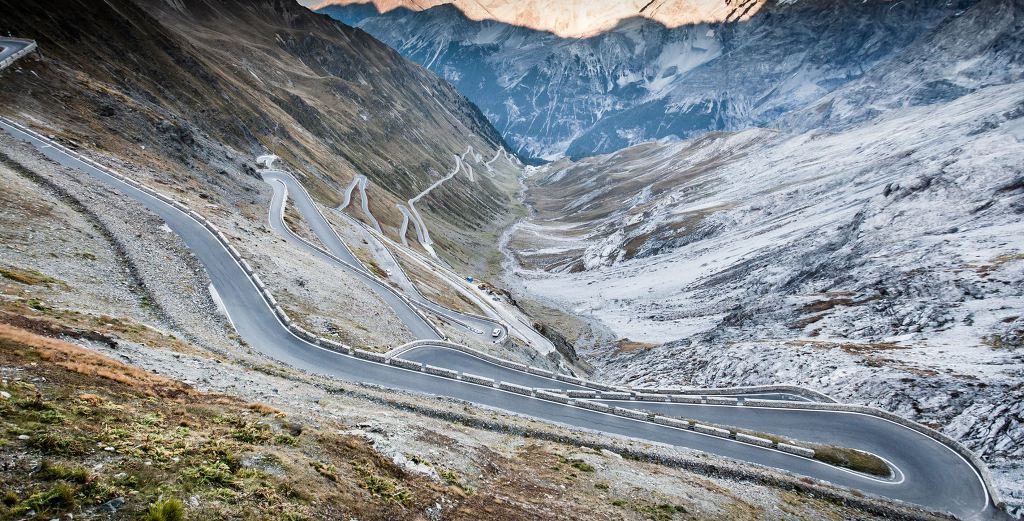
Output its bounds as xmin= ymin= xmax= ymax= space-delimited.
xmin=0 ymin=323 xmax=194 ymax=399
xmin=0 ymin=265 xmax=60 ymax=286
xmin=615 ymin=338 xmax=659 ymax=353
xmin=786 ymin=339 xmax=904 ymax=355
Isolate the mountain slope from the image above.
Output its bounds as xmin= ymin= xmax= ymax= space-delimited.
xmin=500 ymin=0 xmax=1024 ymax=510
xmin=0 ymin=0 xmax=521 ymax=274
xmin=313 ymin=0 xmax=770 ymax=38
xmin=320 ymin=0 xmax=975 ymax=160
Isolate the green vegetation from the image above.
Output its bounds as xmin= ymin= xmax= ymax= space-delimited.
xmin=37 ymin=461 xmax=89 ymax=483
xmin=182 ymin=460 xmax=236 ymax=488
xmin=230 ymin=422 xmax=270 ymax=444
xmin=274 ymin=433 xmax=298 ymax=446
xmin=0 ymin=324 xmax=448 ymax=519
xmin=559 ymin=455 xmax=595 ymax=473
xmin=355 ymin=464 xmax=414 ymax=506
xmin=609 ymin=498 xmax=688 ymax=521
xmin=638 ymin=503 xmax=688 ymax=521
xmin=0 ymin=265 xmax=59 ymax=286
xmin=143 ymin=498 xmax=185 ymax=521
xmin=813 ymin=446 xmax=891 ymax=477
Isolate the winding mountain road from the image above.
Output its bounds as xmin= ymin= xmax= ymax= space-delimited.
xmin=0 ymin=38 xmax=34 ymax=70
xmin=0 ymin=113 xmax=1005 ymax=519
xmin=259 ymin=165 xmax=507 ymax=344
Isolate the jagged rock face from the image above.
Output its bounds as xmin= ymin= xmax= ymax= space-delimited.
xmin=313 ymin=0 xmax=772 ymax=38
xmin=319 ymin=0 xmax=976 ymax=160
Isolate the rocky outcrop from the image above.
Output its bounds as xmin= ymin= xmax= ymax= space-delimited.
xmin=321 ymin=0 xmax=977 ymax=160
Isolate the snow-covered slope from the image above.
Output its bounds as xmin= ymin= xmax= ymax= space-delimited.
xmin=318 ymin=0 xmax=975 ymax=160
xmin=501 ymin=0 xmax=1024 ymax=509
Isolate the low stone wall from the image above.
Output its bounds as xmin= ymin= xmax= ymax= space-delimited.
xmin=778 ymin=443 xmax=816 ymax=458
xmin=634 ymin=392 xmax=669 ymax=402
xmin=736 ymin=432 xmax=775 ymax=448
xmin=652 ymin=416 xmax=691 ymax=429
xmin=598 ymin=391 xmax=632 ymax=401
xmin=535 ymin=390 xmax=571 ymax=404
xmin=613 ymin=407 xmax=650 ymax=421
xmin=459 ymin=372 xmax=495 ymax=387
xmin=694 ymin=424 xmax=732 ymax=438
xmin=498 ymin=381 xmax=534 ymax=396
xmin=388 ymin=358 xmax=423 ymax=371
xmin=706 ymin=397 xmax=739 ymax=406
xmin=576 ymin=400 xmax=612 ymax=413
xmin=353 ymin=349 xmax=387 ymax=363
xmin=669 ymin=395 xmax=703 ymax=404
xmin=423 ymin=364 xmax=459 ymax=379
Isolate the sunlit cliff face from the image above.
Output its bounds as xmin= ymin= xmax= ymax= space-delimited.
xmin=309 ymin=0 xmax=767 ymax=37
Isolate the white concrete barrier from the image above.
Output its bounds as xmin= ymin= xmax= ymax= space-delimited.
xmin=736 ymin=433 xmax=775 ymax=448
xmin=777 ymin=443 xmax=815 ymax=458
xmin=693 ymin=424 xmax=732 ymax=438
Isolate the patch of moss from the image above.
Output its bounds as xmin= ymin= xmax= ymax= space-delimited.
xmin=0 ymin=266 xmax=59 ymax=286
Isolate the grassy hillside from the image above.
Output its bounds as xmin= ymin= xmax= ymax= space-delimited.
xmin=0 ymin=0 xmax=521 ymax=272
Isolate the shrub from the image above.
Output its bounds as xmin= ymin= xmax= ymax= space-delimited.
xmin=38 ymin=460 xmax=89 ymax=483
xmin=231 ymin=423 xmax=269 ymax=444
xmin=274 ymin=434 xmax=297 ymax=446
xmin=568 ymin=459 xmax=595 ymax=473
xmin=182 ymin=461 xmax=235 ymax=487
xmin=143 ymin=498 xmax=185 ymax=521
xmin=28 ymin=432 xmax=84 ymax=456
xmin=16 ymin=482 xmax=76 ymax=514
